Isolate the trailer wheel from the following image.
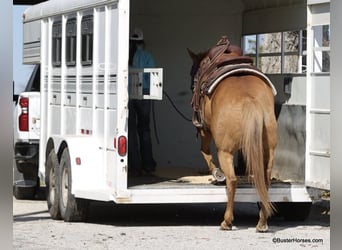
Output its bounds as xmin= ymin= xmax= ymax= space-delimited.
xmin=58 ymin=147 xmax=88 ymax=222
xmin=45 ymin=150 xmax=61 ymax=220
xmin=275 ymin=202 xmax=312 ymax=221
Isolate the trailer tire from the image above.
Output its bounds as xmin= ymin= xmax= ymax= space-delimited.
xmin=59 ymin=147 xmax=88 ymax=222
xmin=275 ymin=202 xmax=312 ymax=221
xmin=45 ymin=150 xmax=61 ymax=220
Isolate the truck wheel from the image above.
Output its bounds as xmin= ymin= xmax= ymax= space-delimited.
xmin=13 ymin=159 xmax=39 ymax=200
xmin=275 ymin=202 xmax=312 ymax=221
xmin=45 ymin=150 xmax=61 ymax=220
xmin=58 ymin=147 xmax=88 ymax=222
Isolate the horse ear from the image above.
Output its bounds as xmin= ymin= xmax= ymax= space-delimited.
xmin=187 ymin=48 xmax=198 ymax=61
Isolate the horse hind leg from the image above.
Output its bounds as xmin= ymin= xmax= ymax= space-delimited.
xmin=256 ymin=203 xmax=270 ymax=232
xmin=217 ymin=150 xmax=236 ymax=230
xmin=200 ymin=130 xmax=218 ymax=174
xmin=256 ymin=142 xmax=277 ymax=232
xmin=255 ymin=114 xmax=278 ymax=232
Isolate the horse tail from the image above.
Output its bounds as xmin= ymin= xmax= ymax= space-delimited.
xmin=241 ymin=98 xmax=274 ymax=218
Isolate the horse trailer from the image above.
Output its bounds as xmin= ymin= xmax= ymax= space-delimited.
xmin=22 ymin=0 xmax=330 ymax=221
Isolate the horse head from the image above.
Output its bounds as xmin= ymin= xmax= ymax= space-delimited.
xmin=187 ymin=48 xmax=208 ymax=91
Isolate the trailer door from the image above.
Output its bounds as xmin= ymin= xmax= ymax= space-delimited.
xmin=305 ymin=0 xmax=330 ymax=190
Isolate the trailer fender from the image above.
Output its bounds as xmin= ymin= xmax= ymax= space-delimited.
xmin=55 ymin=137 xmax=104 ymax=194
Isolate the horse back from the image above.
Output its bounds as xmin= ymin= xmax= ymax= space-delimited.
xmin=210 ymin=75 xmax=275 ymax=113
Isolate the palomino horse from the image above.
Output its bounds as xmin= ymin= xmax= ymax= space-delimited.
xmin=188 ymin=37 xmax=278 ymax=232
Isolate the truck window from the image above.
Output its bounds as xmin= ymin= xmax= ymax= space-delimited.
xmin=81 ymin=15 xmax=93 ymax=66
xmin=24 ymin=65 xmax=40 ymax=92
xmin=31 ymin=66 xmax=40 ymax=91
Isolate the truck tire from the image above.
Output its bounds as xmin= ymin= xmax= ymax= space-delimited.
xmin=13 ymin=163 xmax=38 ymax=200
xmin=13 ymin=181 xmax=38 ymax=200
xmin=45 ymin=150 xmax=61 ymax=220
xmin=58 ymin=147 xmax=89 ymax=222
xmin=13 ymin=154 xmax=39 ymax=200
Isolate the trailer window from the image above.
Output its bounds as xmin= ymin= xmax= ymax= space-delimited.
xmin=81 ymin=15 xmax=93 ymax=66
xmin=312 ymin=25 xmax=330 ymax=73
xmin=66 ymin=18 xmax=77 ymax=67
xmin=243 ymin=30 xmax=307 ymax=74
xmin=52 ymin=21 xmax=62 ymax=67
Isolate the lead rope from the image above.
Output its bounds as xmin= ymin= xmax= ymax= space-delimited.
xmin=151 ymin=91 xmax=192 ymax=144
xmin=163 ymin=91 xmax=192 ymax=122
xmin=151 ymin=100 xmax=160 ymax=144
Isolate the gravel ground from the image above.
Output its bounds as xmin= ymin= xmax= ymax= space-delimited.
xmin=13 ymin=190 xmax=330 ymax=250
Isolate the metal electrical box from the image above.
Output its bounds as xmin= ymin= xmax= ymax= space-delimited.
xmin=129 ymin=68 xmax=163 ymax=100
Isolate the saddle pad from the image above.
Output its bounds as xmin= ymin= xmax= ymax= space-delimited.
xmin=207 ymin=66 xmax=277 ymax=96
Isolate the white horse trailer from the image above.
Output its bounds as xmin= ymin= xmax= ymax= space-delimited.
xmin=22 ymin=0 xmax=330 ymax=222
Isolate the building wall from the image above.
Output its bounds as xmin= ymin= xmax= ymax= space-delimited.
xmin=242 ymin=3 xmax=307 ymax=34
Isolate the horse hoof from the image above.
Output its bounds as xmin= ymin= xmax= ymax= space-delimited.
xmin=213 ymin=168 xmax=226 ymax=182
xmin=220 ymin=221 xmax=233 ymax=230
xmin=256 ymin=223 xmax=268 ymax=233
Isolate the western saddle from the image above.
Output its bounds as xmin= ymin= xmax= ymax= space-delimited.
xmin=191 ymin=36 xmax=257 ymax=128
